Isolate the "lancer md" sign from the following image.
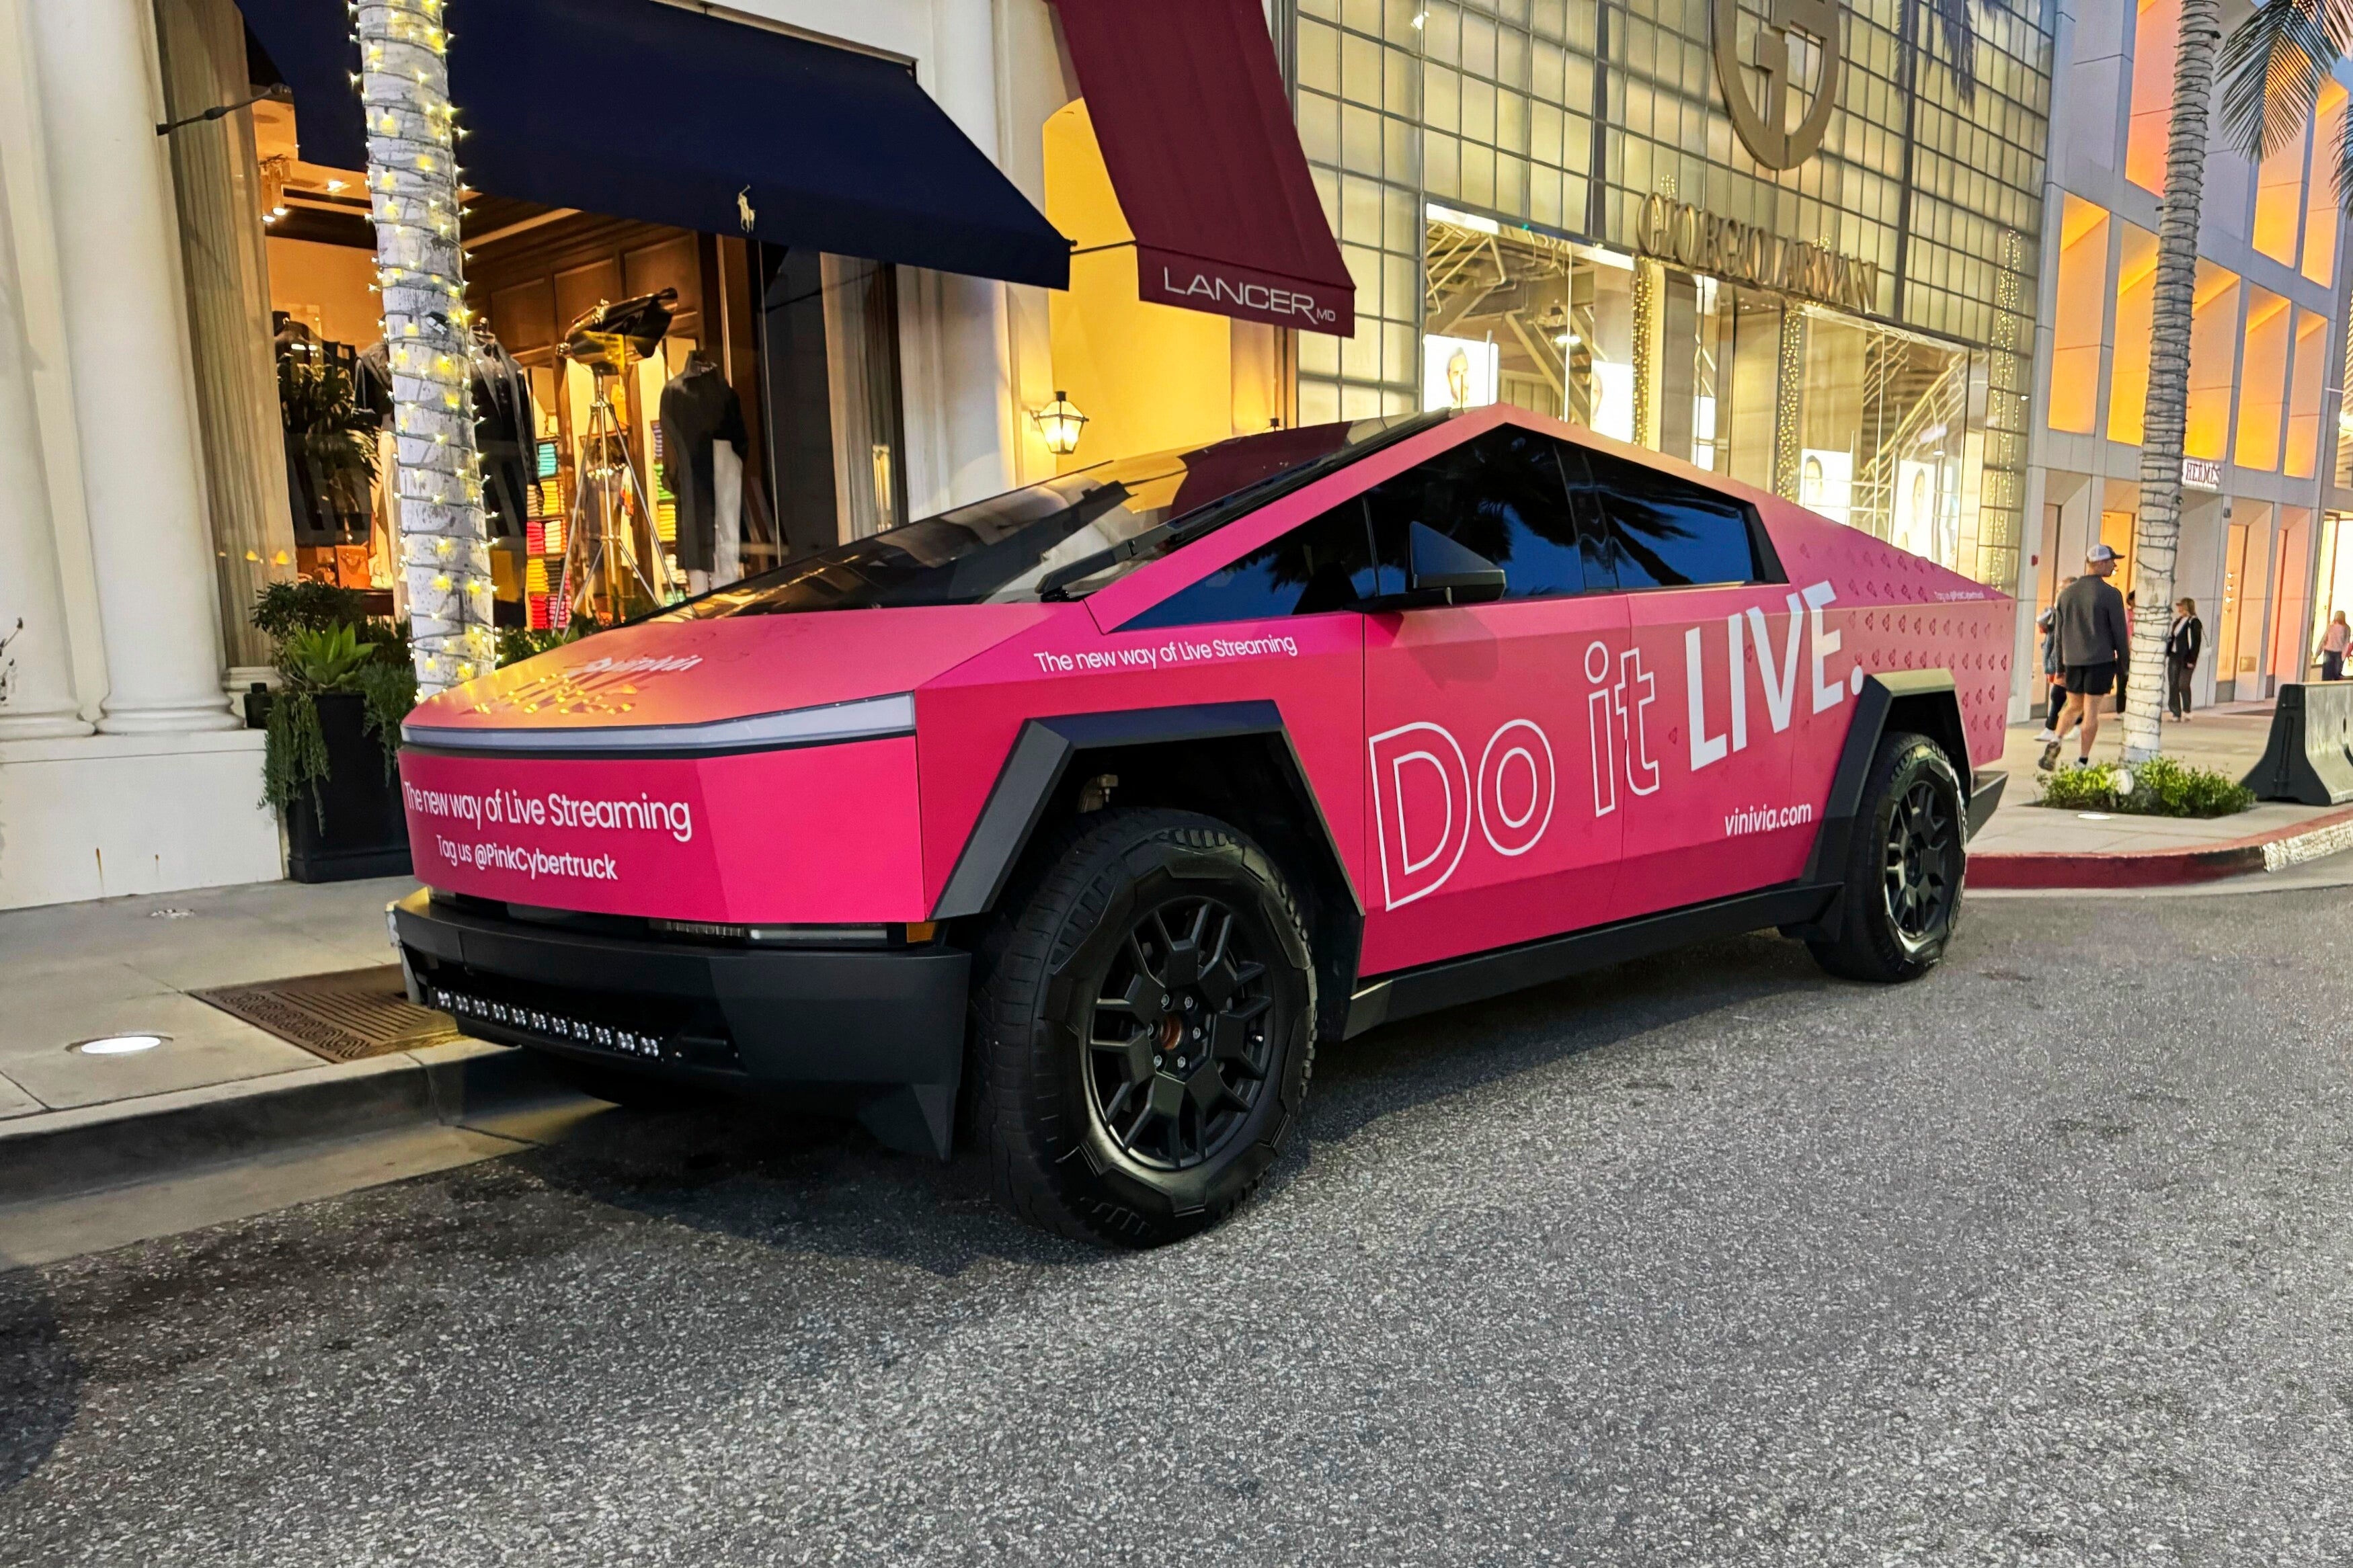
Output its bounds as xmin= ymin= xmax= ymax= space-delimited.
xmin=1137 ymin=245 xmax=1354 ymax=335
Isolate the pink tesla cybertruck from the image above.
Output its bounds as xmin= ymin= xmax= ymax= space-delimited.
xmin=391 ymin=404 xmax=2013 ymax=1245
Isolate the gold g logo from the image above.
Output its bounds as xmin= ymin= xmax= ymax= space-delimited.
xmin=1714 ymin=0 xmax=1843 ymax=170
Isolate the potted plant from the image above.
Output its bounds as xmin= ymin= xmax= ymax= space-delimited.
xmin=258 ymin=600 xmax=418 ymax=883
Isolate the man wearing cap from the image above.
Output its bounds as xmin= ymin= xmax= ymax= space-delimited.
xmin=2042 ymin=543 xmax=2130 ymax=771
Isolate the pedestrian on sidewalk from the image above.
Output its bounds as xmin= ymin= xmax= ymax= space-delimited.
xmin=2320 ymin=610 xmax=2350 ymax=682
xmin=2042 ymin=544 xmax=2128 ymax=772
xmin=2034 ymin=576 xmax=2076 ymax=742
xmin=2166 ymin=597 xmax=2201 ymax=720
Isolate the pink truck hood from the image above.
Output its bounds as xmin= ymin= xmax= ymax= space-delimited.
xmin=403 ymin=604 xmax=1055 ymax=740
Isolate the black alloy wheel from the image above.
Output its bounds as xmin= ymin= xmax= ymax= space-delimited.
xmin=1084 ymin=896 xmax=1274 ymax=1171
xmin=969 ymin=807 xmax=1316 ymax=1247
xmin=1807 ymin=729 xmax=1964 ymax=983
xmin=1883 ymin=776 xmax=1958 ymax=952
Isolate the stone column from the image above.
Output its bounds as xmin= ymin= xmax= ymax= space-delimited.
xmin=0 ymin=181 xmax=89 ymax=739
xmin=153 ymin=0 xmax=296 ymax=686
xmin=25 ymin=0 xmax=240 ymax=733
xmin=926 ymin=0 xmax=1019 ymax=508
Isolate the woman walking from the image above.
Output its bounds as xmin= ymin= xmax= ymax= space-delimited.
xmin=2321 ymin=610 xmax=2351 ymax=682
xmin=2166 ymin=597 xmax=2202 ymax=720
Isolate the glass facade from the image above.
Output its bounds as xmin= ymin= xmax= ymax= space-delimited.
xmin=1291 ymin=0 xmax=2052 ymax=586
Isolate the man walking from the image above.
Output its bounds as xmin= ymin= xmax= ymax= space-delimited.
xmin=2042 ymin=543 xmax=2130 ymax=771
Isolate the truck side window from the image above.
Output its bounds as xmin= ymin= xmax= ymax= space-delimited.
xmin=1579 ymin=446 xmax=1781 ymax=588
xmin=1361 ymin=425 xmax=1590 ymax=598
xmin=1125 ymin=500 xmax=1382 ymax=628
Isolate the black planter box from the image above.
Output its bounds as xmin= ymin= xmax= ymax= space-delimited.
xmin=285 ymin=690 xmax=412 ymax=882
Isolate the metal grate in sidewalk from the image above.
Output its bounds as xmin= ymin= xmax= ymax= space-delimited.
xmin=194 ymin=966 xmax=460 ymax=1064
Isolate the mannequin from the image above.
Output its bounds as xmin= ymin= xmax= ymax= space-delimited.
xmin=660 ymin=349 xmax=749 ymax=591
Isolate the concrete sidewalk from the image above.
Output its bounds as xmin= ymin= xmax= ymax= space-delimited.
xmin=0 ymin=875 xmax=580 ymax=1253
xmin=1966 ymin=700 xmax=2353 ymax=884
xmin=0 ymin=874 xmax=423 ymax=1120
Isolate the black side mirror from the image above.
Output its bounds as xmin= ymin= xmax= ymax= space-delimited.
xmin=1401 ymin=521 xmax=1506 ymax=606
xmin=1351 ymin=522 xmax=1507 ymax=612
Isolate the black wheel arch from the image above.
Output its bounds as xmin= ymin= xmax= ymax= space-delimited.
xmin=934 ymin=702 xmax=1364 ymax=1040
xmin=1787 ymin=670 xmax=1970 ymax=942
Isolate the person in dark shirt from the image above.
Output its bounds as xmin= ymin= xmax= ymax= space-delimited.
xmin=2041 ymin=543 xmax=2129 ymax=771
xmin=2166 ymin=597 xmax=2202 ymax=720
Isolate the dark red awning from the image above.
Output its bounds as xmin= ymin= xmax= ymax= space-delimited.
xmin=1052 ymin=0 xmax=1356 ymax=337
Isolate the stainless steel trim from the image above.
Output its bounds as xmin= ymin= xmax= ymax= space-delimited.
xmin=401 ymin=692 xmax=916 ymax=753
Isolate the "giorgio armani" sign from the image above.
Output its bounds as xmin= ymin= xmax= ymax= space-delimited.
xmin=1635 ymin=194 xmax=1880 ymax=314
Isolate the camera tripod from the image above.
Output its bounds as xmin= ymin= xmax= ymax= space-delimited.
xmin=557 ymin=332 xmax=677 ymax=626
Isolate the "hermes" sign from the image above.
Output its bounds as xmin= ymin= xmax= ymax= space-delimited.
xmin=1636 ymin=194 xmax=1880 ymax=314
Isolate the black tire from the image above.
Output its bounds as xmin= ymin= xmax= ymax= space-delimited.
xmin=1807 ymin=730 xmax=1965 ymax=983
xmin=536 ymin=1051 xmax=711 ymax=1112
xmin=968 ymin=807 xmax=1316 ymax=1247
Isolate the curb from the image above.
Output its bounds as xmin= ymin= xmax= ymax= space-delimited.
xmin=0 ymin=1039 xmax=565 ymax=1210
xmin=1971 ymin=803 xmax=2353 ymax=889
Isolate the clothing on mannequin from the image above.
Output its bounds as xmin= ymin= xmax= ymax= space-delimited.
xmin=659 ymin=352 xmax=749 ymax=576
xmin=469 ymin=330 xmax=536 ymax=540
xmin=355 ymin=332 xmax=538 ymax=540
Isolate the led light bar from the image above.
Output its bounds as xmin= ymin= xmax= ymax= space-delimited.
xmin=402 ymin=692 xmax=915 ymax=754
xmin=433 ymin=985 xmax=668 ymax=1060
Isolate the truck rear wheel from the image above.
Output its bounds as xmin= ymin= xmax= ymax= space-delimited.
xmin=969 ymin=808 xmax=1315 ymax=1247
xmin=1807 ymin=730 xmax=1964 ymax=983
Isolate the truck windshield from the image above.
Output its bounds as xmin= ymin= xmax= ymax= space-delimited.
xmin=666 ymin=413 xmax=1439 ymax=618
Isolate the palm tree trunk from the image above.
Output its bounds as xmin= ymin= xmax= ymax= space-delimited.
xmin=355 ymin=0 xmax=492 ymax=698
xmin=2124 ymin=0 xmax=2222 ymax=762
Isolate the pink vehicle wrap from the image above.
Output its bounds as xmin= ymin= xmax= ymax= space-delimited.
xmin=390 ymin=403 xmax=2009 ymax=1168
xmin=401 ymin=405 xmax=2007 ymax=977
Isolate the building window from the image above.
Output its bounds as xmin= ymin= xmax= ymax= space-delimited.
xmin=2108 ymin=221 xmax=2159 ymax=445
xmin=2234 ymin=288 xmax=2290 ymax=472
xmin=2125 ymin=0 xmax=2180 ymax=196
xmin=2286 ymin=306 xmax=2329 ymax=479
xmin=2184 ymin=261 xmax=2241 ymax=463
xmin=2254 ymin=120 xmax=2307 ymax=265
xmin=1295 ymin=0 xmax=1443 ymax=426
xmin=2305 ymin=83 xmax=2348 ymax=287
xmin=2047 ymin=196 xmax=2108 ymax=435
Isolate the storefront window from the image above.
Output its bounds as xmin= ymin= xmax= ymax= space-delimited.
xmin=1419 ymin=208 xmax=1984 ymax=573
xmin=1300 ymin=0 xmax=2048 ymax=589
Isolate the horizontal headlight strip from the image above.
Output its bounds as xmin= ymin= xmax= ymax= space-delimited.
xmin=401 ymin=692 xmax=915 ymax=755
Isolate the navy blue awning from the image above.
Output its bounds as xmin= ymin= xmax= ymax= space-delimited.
xmin=239 ymin=0 xmax=1070 ymax=290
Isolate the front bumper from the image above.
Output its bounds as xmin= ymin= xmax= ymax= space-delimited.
xmin=391 ymin=890 xmax=968 ymax=1157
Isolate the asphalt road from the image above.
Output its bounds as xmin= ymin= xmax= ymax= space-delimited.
xmin=5 ymin=889 xmax=2353 ymax=1566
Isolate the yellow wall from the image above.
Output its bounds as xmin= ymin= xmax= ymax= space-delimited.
xmin=1044 ymin=99 xmax=1257 ymax=472
xmin=266 ymin=238 xmax=381 ymax=348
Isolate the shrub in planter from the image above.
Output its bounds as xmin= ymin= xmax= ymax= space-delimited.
xmin=262 ymin=621 xmax=420 ymax=882
xmin=2033 ymin=755 xmax=2255 ymax=818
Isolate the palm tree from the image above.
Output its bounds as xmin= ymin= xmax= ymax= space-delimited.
xmin=2114 ymin=0 xmax=2225 ymax=763
xmin=355 ymin=0 xmax=495 ymax=696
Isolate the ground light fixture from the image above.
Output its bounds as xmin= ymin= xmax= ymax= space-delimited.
xmin=1031 ymin=391 xmax=1089 ymax=456
xmin=71 ymin=1033 xmax=168 ymax=1056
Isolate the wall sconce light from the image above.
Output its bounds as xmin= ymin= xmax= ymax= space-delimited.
xmin=1032 ymin=390 xmax=1089 ymax=456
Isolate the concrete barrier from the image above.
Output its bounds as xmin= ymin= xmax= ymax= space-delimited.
xmin=2241 ymin=683 xmax=2353 ymax=805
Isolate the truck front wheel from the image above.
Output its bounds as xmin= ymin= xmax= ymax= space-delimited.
xmin=1807 ymin=730 xmax=1965 ymax=983
xmin=969 ymin=808 xmax=1316 ymax=1247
